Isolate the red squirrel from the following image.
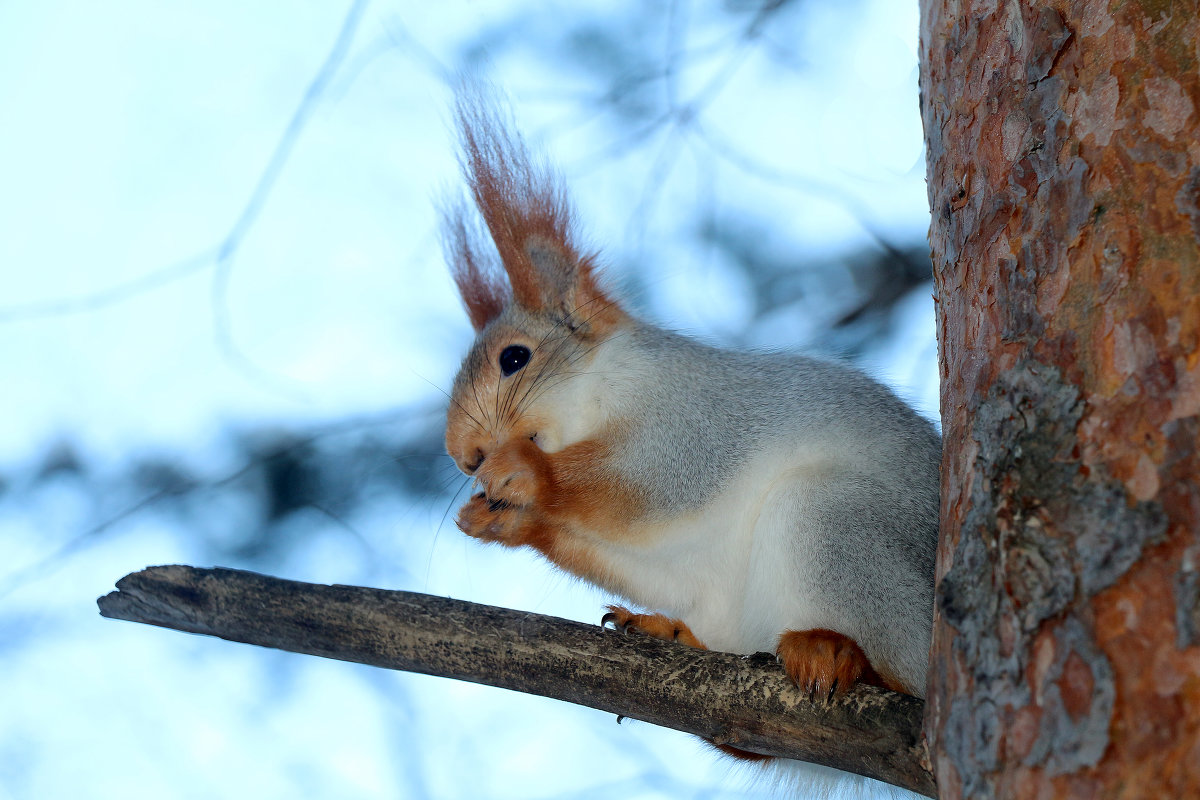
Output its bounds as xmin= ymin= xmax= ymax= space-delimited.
xmin=441 ymin=90 xmax=939 ymax=741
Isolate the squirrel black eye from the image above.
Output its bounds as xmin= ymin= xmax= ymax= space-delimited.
xmin=499 ymin=345 xmax=531 ymax=376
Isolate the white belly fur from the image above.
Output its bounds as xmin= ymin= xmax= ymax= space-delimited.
xmin=583 ymin=446 xmax=837 ymax=655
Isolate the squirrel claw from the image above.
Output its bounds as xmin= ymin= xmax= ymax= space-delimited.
xmin=600 ymin=605 xmax=705 ymax=648
xmin=776 ymin=629 xmax=877 ymax=700
xmin=456 ymin=492 xmax=522 ymax=545
xmin=473 ymin=438 xmax=542 ymax=508
xmin=600 ymin=610 xmax=625 ymax=632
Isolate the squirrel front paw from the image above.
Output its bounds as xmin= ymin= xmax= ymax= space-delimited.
xmin=474 ymin=437 xmax=544 ymax=508
xmin=456 ymin=492 xmax=529 ymax=546
xmin=601 ymin=605 xmax=705 ymax=649
xmin=776 ymin=629 xmax=881 ymax=700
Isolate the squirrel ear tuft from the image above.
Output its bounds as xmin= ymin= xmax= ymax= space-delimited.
xmin=441 ymin=198 xmax=509 ymax=331
xmin=449 ymin=85 xmax=623 ymax=333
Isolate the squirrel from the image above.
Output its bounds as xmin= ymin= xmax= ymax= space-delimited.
xmin=441 ymin=91 xmax=940 ymax=731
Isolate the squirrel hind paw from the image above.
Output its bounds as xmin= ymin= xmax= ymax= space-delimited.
xmin=601 ymin=605 xmax=705 ymax=649
xmin=776 ymin=629 xmax=882 ymax=701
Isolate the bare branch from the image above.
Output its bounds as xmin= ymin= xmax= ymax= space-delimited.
xmin=98 ymin=565 xmax=935 ymax=797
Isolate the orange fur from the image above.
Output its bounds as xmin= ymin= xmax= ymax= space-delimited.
xmin=472 ymin=435 xmax=545 ymax=509
xmin=538 ymin=433 xmax=647 ymax=534
xmin=566 ymin=253 xmax=627 ymax=337
xmin=444 ymin=89 xmax=619 ymax=329
xmin=472 ymin=429 xmax=646 ymax=535
xmin=457 ymin=429 xmax=648 ymax=589
xmin=602 ymin=605 xmax=705 ymax=648
xmin=776 ymin=629 xmax=897 ymax=698
xmin=456 ymin=498 xmax=612 ymax=586
xmin=441 ymin=202 xmax=508 ymax=331
xmin=455 ymin=93 xmax=572 ymax=313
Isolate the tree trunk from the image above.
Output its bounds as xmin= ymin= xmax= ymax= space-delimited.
xmin=920 ymin=1 xmax=1200 ymax=797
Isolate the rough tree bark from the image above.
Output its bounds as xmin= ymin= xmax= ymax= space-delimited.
xmin=921 ymin=1 xmax=1200 ymax=798
xmin=98 ymin=565 xmax=935 ymax=797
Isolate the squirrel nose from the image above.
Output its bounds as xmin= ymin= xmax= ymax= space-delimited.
xmin=462 ymin=448 xmax=485 ymax=475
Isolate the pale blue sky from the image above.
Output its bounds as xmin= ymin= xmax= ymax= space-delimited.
xmin=0 ymin=2 xmax=933 ymax=798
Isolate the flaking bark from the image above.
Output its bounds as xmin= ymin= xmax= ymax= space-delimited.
xmin=98 ymin=565 xmax=935 ymax=797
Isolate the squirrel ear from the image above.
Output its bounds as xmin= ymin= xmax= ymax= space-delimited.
xmin=451 ymin=86 xmax=624 ymax=334
xmin=442 ymin=198 xmax=509 ymax=331
xmin=524 ymin=240 xmax=619 ymax=332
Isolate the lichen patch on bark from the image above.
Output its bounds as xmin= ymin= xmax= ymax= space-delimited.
xmin=935 ymin=361 xmax=1164 ymax=796
xmin=923 ymin=0 xmax=1200 ymax=796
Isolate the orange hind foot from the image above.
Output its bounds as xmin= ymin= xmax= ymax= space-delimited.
xmin=601 ymin=605 xmax=705 ymax=649
xmin=776 ymin=628 xmax=883 ymax=700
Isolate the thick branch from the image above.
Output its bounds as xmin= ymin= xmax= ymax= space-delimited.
xmin=98 ymin=565 xmax=934 ymax=796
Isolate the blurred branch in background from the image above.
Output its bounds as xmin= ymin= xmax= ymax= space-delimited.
xmin=1 ymin=1 xmax=934 ymax=796
xmin=0 ymin=404 xmax=457 ymax=600
xmin=99 ymin=565 xmax=936 ymax=798
xmin=0 ymin=228 xmax=928 ymax=601
xmin=0 ymin=0 xmax=368 ymax=335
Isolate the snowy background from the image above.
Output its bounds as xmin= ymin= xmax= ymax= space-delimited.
xmin=0 ymin=1 xmax=936 ymax=798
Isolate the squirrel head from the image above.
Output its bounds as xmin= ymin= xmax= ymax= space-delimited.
xmin=442 ymin=89 xmax=628 ymax=476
